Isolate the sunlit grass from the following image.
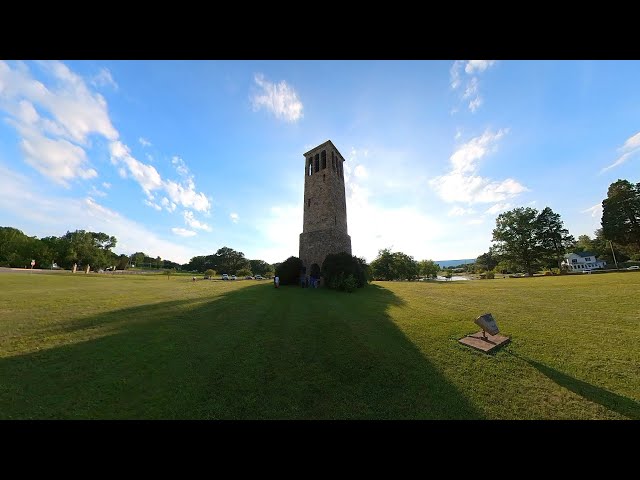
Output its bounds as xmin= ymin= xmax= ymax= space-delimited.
xmin=0 ymin=272 xmax=638 ymax=419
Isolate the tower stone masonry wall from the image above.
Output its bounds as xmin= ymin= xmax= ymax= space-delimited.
xmin=299 ymin=140 xmax=352 ymax=273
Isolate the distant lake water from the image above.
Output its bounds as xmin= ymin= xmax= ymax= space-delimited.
xmin=434 ymin=275 xmax=469 ymax=281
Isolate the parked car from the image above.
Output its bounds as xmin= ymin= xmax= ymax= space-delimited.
xmin=222 ymin=273 xmax=229 ymax=280
xmin=231 ymin=275 xmax=237 ymax=280
xmin=254 ymin=275 xmax=264 ymax=280
xmin=628 ymin=266 xmax=640 ymax=270
xmin=245 ymin=276 xmax=253 ymax=280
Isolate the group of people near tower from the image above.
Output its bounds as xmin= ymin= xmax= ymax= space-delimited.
xmin=299 ymin=273 xmax=319 ymax=288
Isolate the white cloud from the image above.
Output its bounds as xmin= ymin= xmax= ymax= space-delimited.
xmin=171 ymin=155 xmax=189 ymax=177
xmin=110 ymin=140 xmax=210 ymax=212
xmin=110 ymin=140 xmax=162 ymax=196
xmin=449 ymin=128 xmax=508 ymax=173
xmin=0 ymin=60 xmax=118 ymax=144
xmin=450 ymin=61 xmax=463 ymax=90
xmin=171 ymin=227 xmax=197 ymax=237
xmin=164 ymin=178 xmax=210 ymax=212
xmin=448 ymin=206 xmax=475 ymax=216
xmin=353 ymin=165 xmax=368 ymax=178
xmin=16 ymin=122 xmax=97 ymax=186
xmin=230 ymin=212 xmax=239 ymax=223
xmin=431 ymin=129 xmax=528 ymax=204
xmin=449 ymin=60 xmax=497 ymax=113
xmin=89 ymin=185 xmax=107 ymax=197
xmin=485 ymin=203 xmax=513 ymax=215
xmin=251 ymin=73 xmax=303 ymax=122
xmin=0 ymin=163 xmax=195 ymax=263
xmin=183 ymin=210 xmax=212 ymax=231
xmin=582 ymin=203 xmax=603 ymax=218
xmin=144 ymin=199 xmax=162 ymax=211
xmin=139 ymin=137 xmax=152 ymax=147
xmin=469 ymin=96 xmax=483 ymax=113
xmin=601 ymin=131 xmax=640 ymax=172
xmin=161 ymin=197 xmax=176 ymax=213
xmin=0 ymin=61 xmax=121 ymax=184
xmin=102 ymin=181 xmax=111 ymax=189
xmin=462 ymin=77 xmax=478 ymax=99
xmin=91 ymin=68 xmax=118 ymax=90
xmin=455 ymin=128 xmax=462 ymax=140
xmin=465 ymin=60 xmax=496 ymax=74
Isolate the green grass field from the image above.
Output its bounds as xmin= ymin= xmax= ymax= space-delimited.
xmin=1 ymin=272 xmax=638 ymax=419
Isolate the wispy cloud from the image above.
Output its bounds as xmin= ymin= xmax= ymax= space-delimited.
xmin=183 ymin=210 xmax=211 ymax=231
xmin=171 ymin=227 xmax=197 ymax=237
xmin=144 ymin=199 xmax=162 ymax=211
xmin=601 ymin=131 xmax=640 ymax=172
xmin=230 ymin=212 xmax=239 ymax=223
xmin=89 ymin=185 xmax=107 ymax=197
xmin=171 ymin=155 xmax=189 ymax=177
xmin=448 ymin=206 xmax=475 ymax=217
xmin=485 ymin=202 xmax=513 ymax=215
xmin=161 ymin=197 xmax=176 ymax=213
xmin=449 ymin=60 xmax=497 ymax=113
xmin=251 ymin=73 xmax=303 ymax=122
xmin=464 ymin=60 xmax=496 ymax=74
xmin=582 ymin=203 xmax=603 ymax=218
xmin=430 ymin=129 xmax=528 ymax=204
xmin=110 ymin=140 xmax=210 ymax=213
xmin=139 ymin=137 xmax=152 ymax=147
xmin=102 ymin=181 xmax=111 ymax=189
xmin=91 ymin=67 xmax=118 ymax=90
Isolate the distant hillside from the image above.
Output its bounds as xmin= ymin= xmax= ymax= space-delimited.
xmin=435 ymin=258 xmax=476 ymax=268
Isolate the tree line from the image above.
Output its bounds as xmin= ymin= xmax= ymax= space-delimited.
xmin=0 ymin=227 xmax=124 ymax=270
xmin=0 ymin=227 xmax=274 ymax=276
xmin=476 ymin=178 xmax=640 ymax=275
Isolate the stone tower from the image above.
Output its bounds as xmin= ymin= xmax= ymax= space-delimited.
xmin=299 ymin=140 xmax=352 ymax=278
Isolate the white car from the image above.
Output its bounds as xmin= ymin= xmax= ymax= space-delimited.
xmin=628 ymin=266 xmax=640 ymax=270
xmin=231 ymin=275 xmax=237 ymax=280
xmin=222 ymin=273 xmax=229 ymax=280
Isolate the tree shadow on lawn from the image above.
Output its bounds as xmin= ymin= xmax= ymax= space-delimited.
xmin=0 ymin=283 xmax=481 ymax=419
xmin=509 ymin=353 xmax=640 ymax=419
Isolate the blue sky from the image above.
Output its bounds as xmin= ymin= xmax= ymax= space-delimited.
xmin=1 ymin=60 xmax=639 ymax=264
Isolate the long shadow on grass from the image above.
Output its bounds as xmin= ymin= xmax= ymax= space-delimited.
xmin=511 ymin=354 xmax=640 ymax=419
xmin=0 ymin=283 xmax=481 ymax=419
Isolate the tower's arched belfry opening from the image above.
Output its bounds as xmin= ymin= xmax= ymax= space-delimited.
xmin=299 ymin=140 xmax=352 ymax=276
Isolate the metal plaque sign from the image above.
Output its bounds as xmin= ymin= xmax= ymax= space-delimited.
xmin=474 ymin=313 xmax=499 ymax=335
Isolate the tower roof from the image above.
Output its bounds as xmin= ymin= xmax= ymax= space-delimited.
xmin=303 ymin=140 xmax=344 ymax=159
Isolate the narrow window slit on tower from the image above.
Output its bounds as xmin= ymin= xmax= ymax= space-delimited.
xmin=321 ymin=150 xmax=327 ymax=169
xmin=308 ymin=158 xmax=313 ymax=176
xmin=308 ymin=198 xmax=311 ymax=208
xmin=314 ymin=154 xmax=319 ymax=173
xmin=323 ymin=174 xmax=325 ymax=182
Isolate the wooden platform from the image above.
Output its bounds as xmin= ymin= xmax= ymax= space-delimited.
xmin=459 ymin=331 xmax=510 ymax=353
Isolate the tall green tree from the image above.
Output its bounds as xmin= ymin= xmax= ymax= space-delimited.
xmin=213 ymin=247 xmax=250 ymax=275
xmin=370 ymin=248 xmax=395 ymax=280
xmin=601 ymin=179 xmax=640 ymax=249
xmin=475 ymin=247 xmax=500 ymax=272
xmin=492 ymin=207 xmax=543 ymax=275
xmin=418 ymin=259 xmax=440 ymax=279
xmin=249 ymin=259 xmax=272 ymax=276
xmin=370 ymin=248 xmax=419 ymax=280
xmin=537 ymin=207 xmax=575 ymax=268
